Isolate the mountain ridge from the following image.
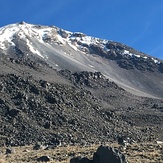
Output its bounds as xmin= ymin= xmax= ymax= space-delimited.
xmin=0 ymin=22 xmax=163 ymax=99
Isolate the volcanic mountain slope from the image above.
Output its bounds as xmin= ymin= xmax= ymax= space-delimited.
xmin=0 ymin=50 xmax=163 ymax=147
xmin=0 ymin=22 xmax=163 ymax=98
xmin=0 ymin=22 xmax=163 ymax=146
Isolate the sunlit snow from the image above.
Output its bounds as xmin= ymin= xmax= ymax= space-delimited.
xmin=0 ymin=22 xmax=161 ymax=66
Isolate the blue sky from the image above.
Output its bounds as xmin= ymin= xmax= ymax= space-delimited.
xmin=1 ymin=0 xmax=163 ymax=59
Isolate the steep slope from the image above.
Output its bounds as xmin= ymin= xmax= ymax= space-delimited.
xmin=0 ymin=22 xmax=163 ymax=98
xmin=0 ymin=56 xmax=163 ymax=146
xmin=0 ymin=22 xmax=163 ymax=146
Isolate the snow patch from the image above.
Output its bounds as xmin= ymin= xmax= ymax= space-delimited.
xmin=26 ymin=39 xmax=44 ymax=58
xmin=143 ymin=56 xmax=148 ymax=59
xmin=123 ymin=50 xmax=130 ymax=55
xmin=68 ymin=42 xmax=78 ymax=51
xmin=88 ymin=64 xmax=95 ymax=68
xmin=56 ymin=34 xmax=65 ymax=44
xmin=134 ymin=54 xmax=141 ymax=58
xmin=152 ymin=58 xmax=160 ymax=64
xmin=80 ymin=36 xmax=93 ymax=45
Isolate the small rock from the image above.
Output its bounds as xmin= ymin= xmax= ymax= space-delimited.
xmin=70 ymin=157 xmax=91 ymax=163
xmin=23 ymin=149 xmax=30 ymax=152
xmin=156 ymin=141 xmax=163 ymax=144
xmin=6 ymin=147 xmax=16 ymax=154
xmin=8 ymin=109 xmax=20 ymax=117
xmin=33 ymin=143 xmax=43 ymax=150
xmin=117 ymin=136 xmax=126 ymax=146
xmin=37 ymin=155 xmax=51 ymax=162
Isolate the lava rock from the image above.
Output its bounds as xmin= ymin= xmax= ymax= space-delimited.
xmin=8 ymin=109 xmax=20 ymax=117
xmin=93 ymin=145 xmax=127 ymax=163
xmin=33 ymin=143 xmax=43 ymax=150
xmin=70 ymin=157 xmax=91 ymax=163
xmin=37 ymin=155 xmax=51 ymax=162
xmin=6 ymin=147 xmax=16 ymax=154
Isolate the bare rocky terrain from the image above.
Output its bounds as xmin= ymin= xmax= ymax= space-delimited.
xmin=0 ymin=55 xmax=163 ymax=148
xmin=0 ymin=22 xmax=163 ymax=162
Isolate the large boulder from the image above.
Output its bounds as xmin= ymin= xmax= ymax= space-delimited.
xmin=70 ymin=145 xmax=128 ymax=163
xmin=93 ymin=145 xmax=127 ymax=163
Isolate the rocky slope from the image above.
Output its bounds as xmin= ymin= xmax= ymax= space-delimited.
xmin=0 ymin=22 xmax=163 ymax=147
xmin=0 ymin=55 xmax=163 ymax=146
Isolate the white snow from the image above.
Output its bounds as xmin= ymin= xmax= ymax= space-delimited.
xmin=88 ymin=64 xmax=95 ymax=68
xmin=80 ymin=36 xmax=93 ymax=45
xmin=0 ymin=22 xmax=162 ymax=67
xmin=56 ymin=34 xmax=66 ymax=44
xmin=128 ymin=53 xmax=133 ymax=57
xmin=0 ymin=25 xmax=18 ymax=48
xmin=68 ymin=42 xmax=78 ymax=51
xmin=152 ymin=58 xmax=160 ymax=64
xmin=122 ymin=50 xmax=134 ymax=57
xmin=26 ymin=39 xmax=44 ymax=58
xmin=143 ymin=56 xmax=148 ymax=59
xmin=134 ymin=54 xmax=141 ymax=58
xmin=123 ymin=50 xmax=130 ymax=55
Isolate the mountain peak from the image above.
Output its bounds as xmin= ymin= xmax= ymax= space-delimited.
xmin=0 ymin=22 xmax=161 ymax=63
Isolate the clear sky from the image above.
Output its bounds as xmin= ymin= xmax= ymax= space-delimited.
xmin=1 ymin=0 xmax=163 ymax=59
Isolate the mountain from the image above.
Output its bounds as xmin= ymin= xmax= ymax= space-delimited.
xmin=0 ymin=22 xmax=163 ymax=146
xmin=0 ymin=22 xmax=163 ymax=98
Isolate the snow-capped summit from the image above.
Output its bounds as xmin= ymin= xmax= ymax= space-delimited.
xmin=0 ymin=22 xmax=161 ymax=63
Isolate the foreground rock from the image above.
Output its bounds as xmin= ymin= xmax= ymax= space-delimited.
xmin=70 ymin=145 xmax=128 ymax=163
xmin=5 ymin=147 xmax=16 ymax=154
xmin=37 ymin=155 xmax=51 ymax=162
xmin=70 ymin=157 xmax=91 ymax=163
xmin=93 ymin=145 xmax=127 ymax=163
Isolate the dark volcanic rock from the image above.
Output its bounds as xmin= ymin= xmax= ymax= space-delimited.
xmin=6 ymin=147 xmax=16 ymax=154
xmin=70 ymin=145 xmax=127 ymax=163
xmin=37 ymin=155 xmax=51 ymax=162
xmin=70 ymin=157 xmax=91 ymax=163
xmin=33 ymin=143 xmax=43 ymax=150
xmin=159 ymin=62 xmax=163 ymax=73
xmin=0 ymin=56 xmax=163 ymax=146
xmin=8 ymin=109 xmax=20 ymax=117
xmin=0 ymin=71 xmax=162 ymax=146
xmin=93 ymin=145 xmax=127 ymax=163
